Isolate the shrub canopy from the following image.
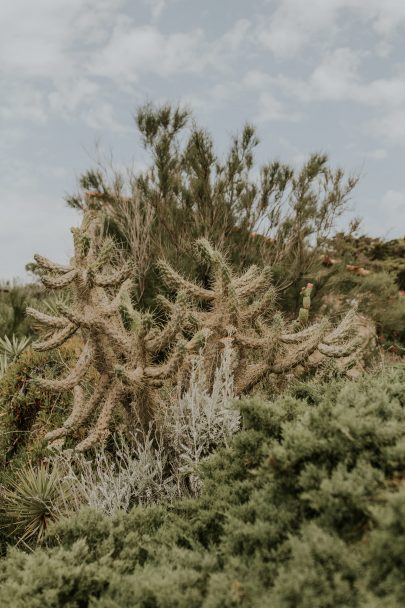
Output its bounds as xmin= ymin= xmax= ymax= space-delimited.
xmin=1 ymin=366 xmax=405 ymax=607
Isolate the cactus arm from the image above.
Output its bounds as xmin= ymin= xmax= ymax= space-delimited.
xmin=270 ymin=330 xmax=326 ymax=374
xmin=34 ymin=341 xmax=93 ymax=391
xmin=280 ymin=322 xmax=325 ymax=344
xmin=99 ymin=279 xmax=133 ymax=316
xmin=40 ymin=269 xmax=78 ymax=289
xmin=54 ymin=306 xmax=87 ymax=327
xmin=98 ymin=319 xmax=132 ymax=356
xmin=234 ymin=362 xmax=269 ymax=395
xmin=32 ymin=323 xmax=77 ymax=352
xmin=234 ymin=333 xmax=270 ymax=349
xmin=75 ymin=383 xmax=124 ymax=452
xmin=146 ymin=317 xmax=182 ymax=353
xmin=146 ymin=297 xmax=187 ymax=354
xmin=115 ymin=365 xmax=144 ymax=387
xmin=26 ymin=307 xmax=70 ymax=329
xmin=293 ymin=283 xmax=314 ymax=328
xmin=232 ymin=265 xmax=260 ymax=289
xmin=241 ymin=287 xmax=277 ymax=322
xmin=183 ymin=328 xmax=211 ymax=354
xmin=94 ymin=265 xmax=132 ymax=287
xmin=157 ymin=259 xmax=215 ymax=301
xmin=34 ymin=254 xmax=73 ymax=274
xmin=234 ymin=266 xmax=272 ymax=299
xmin=144 ymin=341 xmax=186 ymax=379
xmin=321 ymin=308 xmax=357 ymax=345
xmin=44 ymin=373 xmax=111 ymax=443
xmin=317 ymin=338 xmax=360 ymax=358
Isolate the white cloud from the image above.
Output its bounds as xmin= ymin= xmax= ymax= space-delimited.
xmin=89 ymin=17 xmax=251 ymax=83
xmin=217 ymin=19 xmax=251 ymax=53
xmin=256 ymin=92 xmax=301 ymax=123
xmin=371 ymin=108 xmax=405 ymax=145
xmin=80 ymin=102 xmax=125 ymax=132
xmin=270 ymin=47 xmax=405 ymax=107
xmin=0 ymin=1 xmax=251 ymax=132
xmin=48 ymin=78 xmax=100 ymax=116
xmin=89 ymin=20 xmax=205 ymax=82
xmin=258 ymin=0 xmax=341 ymax=57
xmin=258 ymin=0 xmax=405 ymax=58
xmin=370 ymin=0 xmax=405 ymax=35
xmin=185 ymin=67 xmax=298 ymax=124
xmin=375 ymin=40 xmax=393 ymax=58
xmin=145 ymin=0 xmax=167 ymax=19
xmin=0 ymin=80 xmax=47 ymax=124
xmin=0 ymin=0 xmax=127 ymax=130
xmin=261 ymin=46 xmax=405 ymax=144
xmin=0 ymin=0 xmax=120 ymax=79
xmin=309 ymin=47 xmax=363 ymax=101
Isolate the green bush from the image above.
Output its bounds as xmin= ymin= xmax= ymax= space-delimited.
xmin=314 ymin=268 xmax=405 ymax=348
xmin=0 ymin=282 xmax=44 ymax=337
xmin=0 ymin=343 xmax=77 ymax=471
xmin=66 ymin=104 xmax=358 ymax=309
xmin=0 ymin=366 xmax=405 ymax=606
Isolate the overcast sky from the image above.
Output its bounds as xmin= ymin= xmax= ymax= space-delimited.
xmin=1 ymin=0 xmax=405 ymax=280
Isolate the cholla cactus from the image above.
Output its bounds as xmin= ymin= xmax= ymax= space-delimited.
xmin=158 ymin=239 xmax=363 ymax=395
xmin=27 ymin=210 xmax=188 ymax=452
xmin=158 ymin=239 xmax=277 ymax=384
xmin=26 ymin=215 xmax=364 ymax=451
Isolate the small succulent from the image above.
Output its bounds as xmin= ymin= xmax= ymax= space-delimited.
xmin=0 ymin=463 xmax=70 ymax=544
xmin=0 ymin=334 xmax=31 ymax=360
xmin=0 ymin=334 xmax=31 ymax=378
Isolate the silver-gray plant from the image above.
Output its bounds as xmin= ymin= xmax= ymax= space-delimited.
xmin=50 ymin=346 xmax=240 ymax=514
xmin=55 ymin=431 xmax=177 ymax=515
xmin=165 ymin=343 xmax=240 ymax=493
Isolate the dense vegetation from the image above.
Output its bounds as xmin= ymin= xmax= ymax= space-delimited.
xmin=0 ymin=104 xmax=404 ymax=606
xmin=1 ymin=367 xmax=405 ymax=606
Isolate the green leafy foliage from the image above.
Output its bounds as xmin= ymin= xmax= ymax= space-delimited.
xmin=0 ymin=366 xmax=404 ymax=606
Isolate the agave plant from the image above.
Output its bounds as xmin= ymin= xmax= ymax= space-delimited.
xmin=0 ymin=463 xmax=71 ymax=544
xmin=0 ymin=334 xmax=31 ymax=359
xmin=0 ymin=334 xmax=31 ymax=378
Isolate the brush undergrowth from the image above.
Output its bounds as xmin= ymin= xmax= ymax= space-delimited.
xmin=0 ymin=339 xmax=88 ymax=472
xmin=0 ymin=365 xmax=404 ymax=607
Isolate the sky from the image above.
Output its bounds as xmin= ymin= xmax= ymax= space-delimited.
xmin=1 ymin=0 xmax=405 ymax=280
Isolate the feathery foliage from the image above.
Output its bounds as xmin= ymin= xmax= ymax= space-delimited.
xmin=66 ymin=103 xmax=358 ymax=306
